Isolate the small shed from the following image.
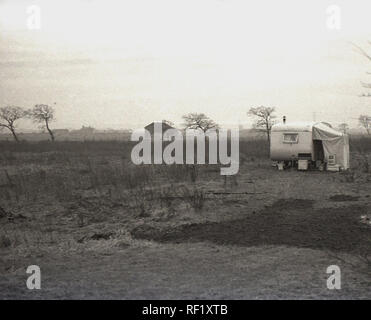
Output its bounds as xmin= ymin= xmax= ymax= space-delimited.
xmin=144 ymin=121 xmax=175 ymax=136
xmin=270 ymin=121 xmax=349 ymax=170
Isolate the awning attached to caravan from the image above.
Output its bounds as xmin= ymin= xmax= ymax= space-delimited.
xmin=312 ymin=123 xmax=349 ymax=170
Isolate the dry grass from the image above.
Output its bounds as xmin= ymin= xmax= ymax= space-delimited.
xmin=0 ymin=137 xmax=370 ymax=299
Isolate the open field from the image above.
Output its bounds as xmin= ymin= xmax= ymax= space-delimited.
xmin=0 ymin=138 xmax=370 ymax=299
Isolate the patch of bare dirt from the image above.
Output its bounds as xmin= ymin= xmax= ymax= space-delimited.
xmin=131 ymin=200 xmax=371 ymax=255
xmin=329 ymin=194 xmax=360 ymax=202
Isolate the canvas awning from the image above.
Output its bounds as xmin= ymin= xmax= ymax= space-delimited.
xmin=312 ymin=123 xmax=349 ymax=169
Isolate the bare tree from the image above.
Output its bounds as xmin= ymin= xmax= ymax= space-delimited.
xmin=28 ymin=104 xmax=56 ymax=141
xmin=162 ymin=119 xmax=175 ymax=127
xmin=352 ymin=42 xmax=371 ymax=97
xmin=359 ymin=114 xmax=371 ymax=135
xmin=0 ymin=106 xmax=25 ymax=142
xmin=182 ymin=113 xmax=219 ymax=132
xmin=338 ymin=123 xmax=349 ymax=134
xmin=247 ymin=106 xmax=277 ymax=144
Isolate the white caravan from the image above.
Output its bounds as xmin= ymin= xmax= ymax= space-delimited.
xmin=270 ymin=121 xmax=349 ymax=171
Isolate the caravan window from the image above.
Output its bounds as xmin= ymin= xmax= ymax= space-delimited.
xmin=283 ymin=133 xmax=298 ymax=143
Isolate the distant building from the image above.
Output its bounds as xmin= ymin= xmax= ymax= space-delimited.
xmin=71 ymin=126 xmax=95 ymax=135
xmin=80 ymin=126 xmax=95 ymax=134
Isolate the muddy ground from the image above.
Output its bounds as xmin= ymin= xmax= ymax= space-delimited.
xmin=132 ymin=200 xmax=370 ymax=254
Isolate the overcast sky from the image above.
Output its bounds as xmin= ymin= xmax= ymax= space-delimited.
xmin=0 ymin=0 xmax=370 ymax=130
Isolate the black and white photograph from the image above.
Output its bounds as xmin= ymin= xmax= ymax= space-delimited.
xmin=0 ymin=0 xmax=370 ymax=306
